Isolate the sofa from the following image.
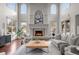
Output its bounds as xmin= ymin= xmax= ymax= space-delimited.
xmin=0 ymin=35 xmax=11 ymax=47
xmin=51 ymin=33 xmax=76 ymax=55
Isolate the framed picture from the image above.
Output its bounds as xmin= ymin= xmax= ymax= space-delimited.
xmin=34 ymin=10 xmax=43 ymax=24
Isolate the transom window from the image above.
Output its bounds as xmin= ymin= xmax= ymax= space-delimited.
xmin=50 ymin=4 xmax=57 ymax=15
xmin=60 ymin=3 xmax=70 ymax=14
xmin=6 ymin=3 xmax=16 ymax=11
xmin=20 ymin=4 xmax=27 ymax=14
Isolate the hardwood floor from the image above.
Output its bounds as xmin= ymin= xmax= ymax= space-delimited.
xmin=0 ymin=39 xmax=22 ymax=55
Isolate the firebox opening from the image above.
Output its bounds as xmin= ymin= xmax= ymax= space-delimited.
xmin=35 ymin=31 xmax=43 ymax=36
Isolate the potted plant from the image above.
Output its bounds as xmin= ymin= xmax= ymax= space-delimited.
xmin=16 ymin=28 xmax=23 ymax=40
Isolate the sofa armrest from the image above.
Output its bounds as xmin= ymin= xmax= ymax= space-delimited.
xmin=52 ymin=39 xmax=67 ymax=48
xmin=64 ymin=45 xmax=79 ymax=55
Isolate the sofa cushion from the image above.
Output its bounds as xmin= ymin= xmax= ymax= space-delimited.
xmin=58 ymin=43 xmax=69 ymax=55
xmin=51 ymin=39 xmax=67 ymax=49
xmin=68 ymin=36 xmax=78 ymax=45
xmin=74 ymin=36 xmax=79 ymax=45
xmin=67 ymin=35 xmax=75 ymax=45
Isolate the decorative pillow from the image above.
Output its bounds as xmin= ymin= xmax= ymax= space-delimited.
xmin=61 ymin=33 xmax=67 ymax=42
xmin=55 ymin=34 xmax=61 ymax=40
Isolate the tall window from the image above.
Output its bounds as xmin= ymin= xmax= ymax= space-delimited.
xmin=20 ymin=4 xmax=27 ymax=14
xmin=6 ymin=4 xmax=17 ymax=35
xmin=50 ymin=4 xmax=57 ymax=15
xmin=6 ymin=16 xmax=16 ymax=35
xmin=60 ymin=3 xmax=70 ymax=14
xmin=6 ymin=3 xmax=16 ymax=11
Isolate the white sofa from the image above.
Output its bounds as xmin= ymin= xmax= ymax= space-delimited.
xmin=51 ymin=33 xmax=76 ymax=55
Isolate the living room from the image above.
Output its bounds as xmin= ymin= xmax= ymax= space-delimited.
xmin=0 ymin=3 xmax=79 ymax=55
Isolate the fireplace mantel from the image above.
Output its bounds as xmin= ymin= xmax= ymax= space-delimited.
xmin=29 ymin=24 xmax=48 ymax=28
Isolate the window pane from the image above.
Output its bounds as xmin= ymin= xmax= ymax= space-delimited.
xmin=6 ymin=3 xmax=16 ymax=11
xmin=21 ymin=22 xmax=27 ymax=33
xmin=50 ymin=4 xmax=56 ymax=14
xmin=61 ymin=3 xmax=70 ymax=14
xmin=21 ymin=4 xmax=27 ymax=14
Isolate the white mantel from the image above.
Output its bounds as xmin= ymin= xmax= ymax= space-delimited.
xmin=29 ymin=24 xmax=48 ymax=28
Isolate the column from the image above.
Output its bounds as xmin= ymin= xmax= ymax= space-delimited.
xmin=56 ymin=3 xmax=60 ymax=34
xmin=16 ymin=3 xmax=21 ymax=32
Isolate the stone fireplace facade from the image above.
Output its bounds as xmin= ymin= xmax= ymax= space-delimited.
xmin=29 ymin=24 xmax=48 ymax=36
xmin=29 ymin=4 xmax=49 ymax=37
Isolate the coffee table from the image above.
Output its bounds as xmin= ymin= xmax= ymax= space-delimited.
xmin=26 ymin=40 xmax=48 ymax=53
xmin=26 ymin=40 xmax=48 ymax=48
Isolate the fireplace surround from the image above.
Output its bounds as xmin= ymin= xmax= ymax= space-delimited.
xmin=29 ymin=24 xmax=48 ymax=36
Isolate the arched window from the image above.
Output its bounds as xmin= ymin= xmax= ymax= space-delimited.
xmin=6 ymin=3 xmax=16 ymax=11
xmin=50 ymin=4 xmax=57 ymax=15
xmin=20 ymin=4 xmax=27 ymax=14
xmin=60 ymin=3 xmax=70 ymax=14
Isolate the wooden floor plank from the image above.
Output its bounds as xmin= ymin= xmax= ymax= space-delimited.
xmin=0 ymin=39 xmax=22 ymax=55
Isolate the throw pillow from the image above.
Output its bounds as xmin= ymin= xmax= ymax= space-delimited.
xmin=55 ymin=34 xmax=61 ymax=40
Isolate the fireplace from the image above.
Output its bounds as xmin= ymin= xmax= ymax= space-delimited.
xmin=29 ymin=24 xmax=48 ymax=36
xmin=35 ymin=31 xmax=43 ymax=36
